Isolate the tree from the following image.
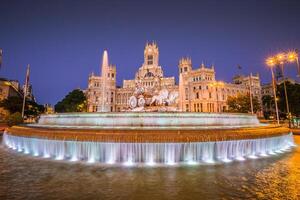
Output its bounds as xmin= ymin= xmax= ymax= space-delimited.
xmin=262 ymin=95 xmax=274 ymax=119
xmin=54 ymin=89 xmax=87 ymax=113
xmin=0 ymin=96 xmax=44 ymax=117
xmin=227 ymin=94 xmax=261 ymax=113
xmin=0 ymin=96 xmax=23 ymax=113
xmin=276 ymin=81 xmax=300 ymax=116
xmin=6 ymin=112 xmax=23 ymax=127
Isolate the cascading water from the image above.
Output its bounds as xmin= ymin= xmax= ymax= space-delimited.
xmin=3 ymin=132 xmax=294 ymax=166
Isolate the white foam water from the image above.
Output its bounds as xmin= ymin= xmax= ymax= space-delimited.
xmin=3 ymin=132 xmax=294 ymax=166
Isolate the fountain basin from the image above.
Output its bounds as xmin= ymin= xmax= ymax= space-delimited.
xmin=36 ymin=112 xmax=260 ymax=128
xmin=2 ymin=112 xmax=295 ymax=165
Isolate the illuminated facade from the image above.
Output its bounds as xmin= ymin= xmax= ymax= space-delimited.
xmin=87 ymin=42 xmax=261 ymax=113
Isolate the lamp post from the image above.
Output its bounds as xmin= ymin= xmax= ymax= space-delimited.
xmin=266 ymin=50 xmax=299 ymax=126
xmin=276 ymin=53 xmax=290 ymax=118
xmin=266 ymin=57 xmax=280 ymax=125
xmin=249 ymin=73 xmax=254 ymax=114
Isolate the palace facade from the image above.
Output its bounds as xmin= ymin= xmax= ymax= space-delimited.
xmin=86 ymin=42 xmax=261 ymax=113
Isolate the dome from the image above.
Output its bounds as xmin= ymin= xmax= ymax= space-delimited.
xmin=144 ymin=70 xmax=155 ymax=78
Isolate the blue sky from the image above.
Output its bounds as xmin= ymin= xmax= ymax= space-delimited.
xmin=0 ymin=0 xmax=300 ymax=105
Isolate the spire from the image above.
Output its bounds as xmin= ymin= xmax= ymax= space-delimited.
xmin=201 ymin=61 xmax=205 ymax=68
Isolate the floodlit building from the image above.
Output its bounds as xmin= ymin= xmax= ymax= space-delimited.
xmin=0 ymin=78 xmax=23 ymax=118
xmin=86 ymin=42 xmax=262 ymax=113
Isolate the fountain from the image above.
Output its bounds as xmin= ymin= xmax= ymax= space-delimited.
xmin=2 ymin=111 xmax=294 ymax=166
xmin=1 ymin=52 xmax=295 ymax=166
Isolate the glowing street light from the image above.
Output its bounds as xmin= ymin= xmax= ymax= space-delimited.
xmin=265 ymin=56 xmax=280 ymax=125
xmin=287 ymin=50 xmax=300 ymax=76
xmin=287 ymin=51 xmax=297 ymax=62
xmin=265 ymin=50 xmax=299 ymax=126
xmin=276 ymin=53 xmax=285 ymax=64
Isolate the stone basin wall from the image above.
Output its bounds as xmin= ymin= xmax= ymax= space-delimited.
xmin=6 ymin=125 xmax=290 ymax=143
xmin=37 ymin=112 xmax=260 ymax=127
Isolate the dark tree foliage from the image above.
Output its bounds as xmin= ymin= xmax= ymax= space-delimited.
xmin=262 ymin=95 xmax=274 ymax=119
xmin=6 ymin=112 xmax=23 ymax=126
xmin=54 ymin=89 xmax=87 ymax=113
xmin=227 ymin=94 xmax=261 ymax=113
xmin=276 ymin=81 xmax=300 ymax=116
xmin=0 ymin=96 xmax=44 ymax=117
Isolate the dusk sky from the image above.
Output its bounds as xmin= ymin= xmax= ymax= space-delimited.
xmin=0 ymin=0 xmax=300 ymax=105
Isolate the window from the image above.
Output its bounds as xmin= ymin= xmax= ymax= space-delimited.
xmin=196 ymin=92 xmax=199 ymax=99
xmin=184 ymin=67 xmax=188 ymax=72
xmin=147 ymin=55 xmax=153 ymax=65
xmin=185 ymin=88 xmax=189 ymax=100
xmin=186 ymin=104 xmax=189 ymax=112
xmin=112 ymin=73 xmax=114 ymax=78
xmin=111 ymin=92 xmax=114 ymax=103
xmin=209 ymin=92 xmax=212 ymax=98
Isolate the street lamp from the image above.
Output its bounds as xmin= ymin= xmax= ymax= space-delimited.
xmin=265 ymin=57 xmax=280 ymax=125
xmin=287 ymin=50 xmax=300 ymax=77
xmin=249 ymin=73 xmax=254 ymax=114
xmin=275 ymin=53 xmax=290 ymax=119
xmin=266 ymin=50 xmax=300 ymax=127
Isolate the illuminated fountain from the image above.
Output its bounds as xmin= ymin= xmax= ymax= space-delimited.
xmin=1 ymin=49 xmax=294 ymax=166
xmin=3 ymin=111 xmax=294 ymax=166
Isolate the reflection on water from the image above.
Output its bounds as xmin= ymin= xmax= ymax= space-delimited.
xmin=0 ymin=136 xmax=299 ymax=200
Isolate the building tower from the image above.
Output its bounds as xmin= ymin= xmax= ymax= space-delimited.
xmin=179 ymin=57 xmax=192 ymax=74
xmin=144 ymin=42 xmax=159 ymax=67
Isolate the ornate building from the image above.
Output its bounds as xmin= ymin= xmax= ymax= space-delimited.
xmin=87 ymin=42 xmax=262 ymax=113
xmin=0 ymin=78 xmax=23 ymax=118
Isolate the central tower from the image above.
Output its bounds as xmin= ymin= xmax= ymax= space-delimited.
xmin=143 ymin=42 xmax=159 ymax=67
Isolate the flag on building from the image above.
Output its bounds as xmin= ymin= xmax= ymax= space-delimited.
xmin=25 ymin=64 xmax=30 ymax=93
xmin=22 ymin=64 xmax=30 ymax=118
xmin=237 ymin=64 xmax=242 ymax=70
xmin=0 ymin=49 xmax=3 ymax=69
xmin=296 ymin=49 xmax=300 ymax=77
